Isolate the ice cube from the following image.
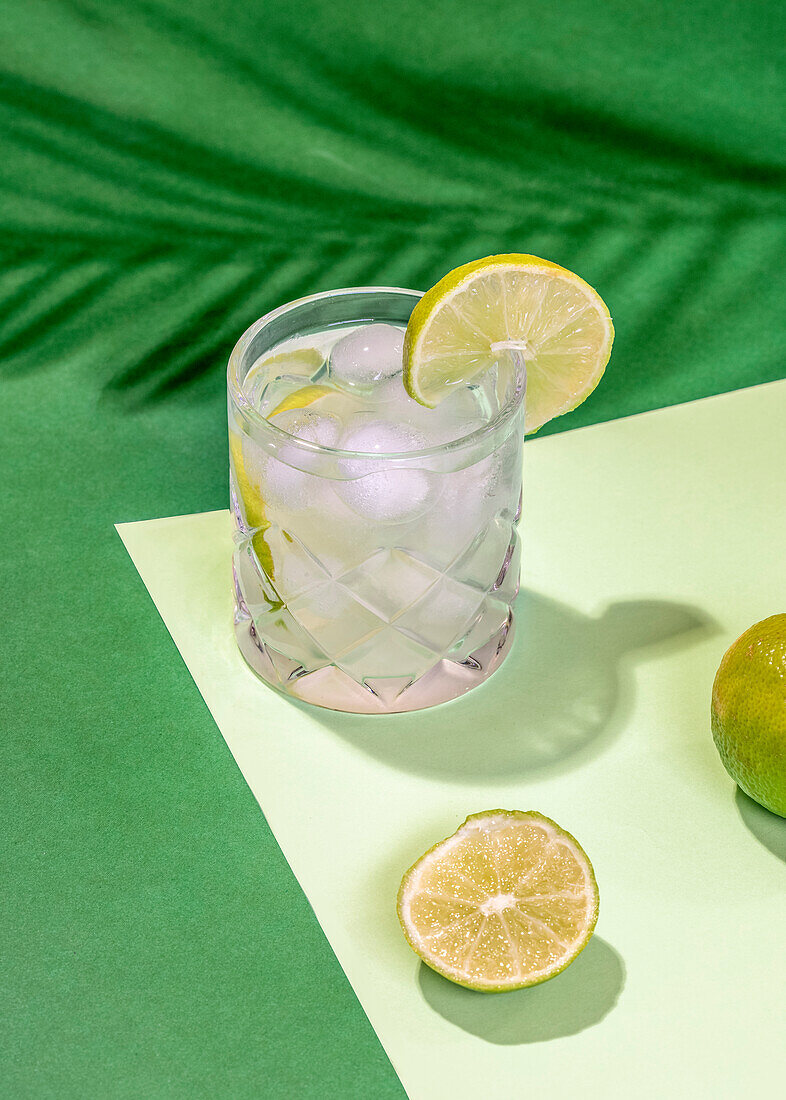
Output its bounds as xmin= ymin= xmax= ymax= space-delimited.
xmin=271 ymin=408 xmax=341 ymax=455
xmin=374 ymin=376 xmax=434 ymax=425
xmin=375 ymin=376 xmax=485 ymax=445
xmin=329 ymin=324 xmax=404 ymax=390
xmin=246 ymin=411 xmax=341 ymax=513
xmin=335 ymin=420 xmax=437 ymax=524
xmin=418 ymin=449 xmax=502 ymax=567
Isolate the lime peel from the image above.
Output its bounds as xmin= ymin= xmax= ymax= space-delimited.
xmin=712 ymin=613 xmax=786 ymax=817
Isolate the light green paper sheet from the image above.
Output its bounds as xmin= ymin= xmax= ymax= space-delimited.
xmin=117 ymin=380 xmax=786 ymax=1099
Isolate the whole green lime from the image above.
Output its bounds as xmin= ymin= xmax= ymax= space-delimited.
xmin=711 ymin=614 xmax=786 ymax=817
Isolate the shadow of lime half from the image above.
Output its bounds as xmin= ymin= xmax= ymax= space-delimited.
xmin=418 ymin=934 xmax=624 ymax=1045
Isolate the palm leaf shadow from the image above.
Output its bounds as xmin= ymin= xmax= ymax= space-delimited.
xmin=1 ymin=26 xmax=784 ymax=402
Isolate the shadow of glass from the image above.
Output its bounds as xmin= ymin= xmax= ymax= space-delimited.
xmin=735 ymin=788 xmax=786 ymax=862
xmin=310 ymin=590 xmax=716 ymax=782
xmin=418 ymin=935 xmax=624 ymax=1045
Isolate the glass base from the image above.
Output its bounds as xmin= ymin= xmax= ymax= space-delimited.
xmin=234 ymin=609 xmax=514 ymax=714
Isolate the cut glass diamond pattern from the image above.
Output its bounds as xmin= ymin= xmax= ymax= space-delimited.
xmin=287 ymin=580 xmax=384 ymax=657
xmin=338 ymin=547 xmax=441 ymax=622
xmin=252 ymin=604 xmax=331 ymax=667
xmin=493 ymin=533 xmax=521 ymax=603
xmin=449 ymin=597 xmax=512 ymax=663
xmin=235 ymin=540 xmax=284 ymax=616
xmin=395 ymin=575 xmax=485 ymax=653
xmin=338 ymin=627 xmax=438 ymax=681
xmin=449 ymin=512 xmax=514 ymax=589
xmin=232 ymin=437 xmax=521 ymax=711
xmin=235 ymin=506 xmax=519 ymax=706
xmin=265 ymin=526 xmax=331 ymax=602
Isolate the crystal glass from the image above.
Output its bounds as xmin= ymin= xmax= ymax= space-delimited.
xmin=227 ymin=287 xmax=525 ymax=714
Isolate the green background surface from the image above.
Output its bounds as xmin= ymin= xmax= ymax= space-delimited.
xmin=1 ymin=1 xmax=784 ymax=1096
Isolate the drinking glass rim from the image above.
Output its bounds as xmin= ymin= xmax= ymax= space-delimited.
xmin=227 ymin=285 xmax=526 ymax=462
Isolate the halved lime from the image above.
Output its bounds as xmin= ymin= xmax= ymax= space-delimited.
xmin=397 ymin=810 xmax=599 ymax=992
xmin=403 ymin=254 xmax=614 ymax=433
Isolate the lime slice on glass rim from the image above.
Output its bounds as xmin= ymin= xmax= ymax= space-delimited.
xmin=397 ymin=810 xmax=599 ymax=992
xmin=403 ymin=254 xmax=614 ymax=433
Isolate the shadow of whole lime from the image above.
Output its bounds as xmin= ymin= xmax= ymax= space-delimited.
xmin=418 ymin=935 xmax=624 ymax=1044
xmin=735 ymin=787 xmax=786 ymax=862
